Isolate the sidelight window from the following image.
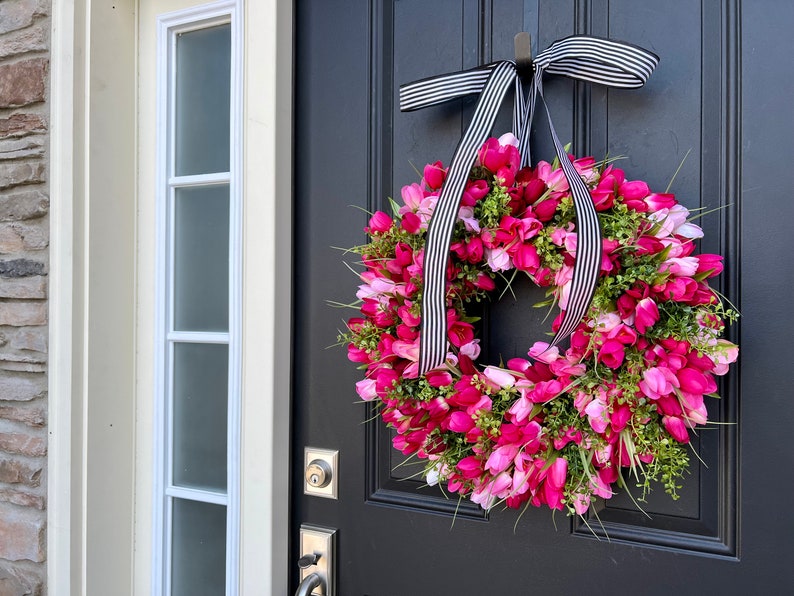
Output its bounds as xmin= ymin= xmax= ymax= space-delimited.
xmin=154 ymin=2 xmax=241 ymax=594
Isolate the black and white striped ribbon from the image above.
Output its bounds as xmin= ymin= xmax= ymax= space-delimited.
xmin=399 ymin=35 xmax=659 ymax=374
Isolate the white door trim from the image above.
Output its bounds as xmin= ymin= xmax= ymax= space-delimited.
xmin=48 ymin=0 xmax=82 ymax=591
xmin=239 ymin=1 xmax=293 ymax=592
xmin=49 ymin=0 xmax=137 ymax=593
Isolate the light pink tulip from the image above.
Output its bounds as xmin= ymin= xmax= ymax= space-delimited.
xmin=486 ymin=444 xmax=519 ymax=474
xmin=585 ymin=399 xmax=609 ymax=433
xmin=485 ymin=247 xmax=511 ymax=272
xmin=639 ymin=366 xmax=679 ymax=399
xmin=355 ymin=378 xmax=378 ymax=401
xmin=483 ymin=366 xmax=516 ymax=389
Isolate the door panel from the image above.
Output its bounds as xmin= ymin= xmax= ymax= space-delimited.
xmin=294 ymin=0 xmax=791 ymax=593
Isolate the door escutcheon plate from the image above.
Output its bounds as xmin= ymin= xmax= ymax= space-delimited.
xmin=299 ymin=524 xmax=337 ymax=596
xmin=303 ymin=447 xmax=339 ymax=499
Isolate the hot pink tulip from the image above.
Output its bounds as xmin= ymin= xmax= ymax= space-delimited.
xmin=619 ymin=179 xmax=650 ymax=200
xmin=423 ymin=160 xmax=446 ymax=189
xmin=513 ymin=243 xmax=540 ymax=272
xmin=374 ymin=368 xmax=399 ymax=397
xmin=676 ymin=367 xmax=711 ymax=394
xmin=448 ymin=319 xmax=475 ymax=348
xmin=644 ymin=192 xmax=676 ymax=210
xmin=457 ymin=456 xmax=484 ymax=479
xmin=634 ymin=297 xmax=660 ymax=334
xmin=610 ymin=403 xmax=632 ymax=432
xmin=426 ymin=370 xmax=453 ymax=388
xmin=597 ymin=339 xmax=626 ymax=369
xmin=446 ymin=411 xmax=475 ymax=433
xmin=367 ymin=210 xmax=392 ymax=234
xmin=347 ymin=345 xmax=370 ymax=363
xmin=695 ymin=253 xmax=724 ymax=278
xmin=663 ymin=416 xmax=690 ymax=443
xmin=401 ymin=211 xmax=421 ymax=234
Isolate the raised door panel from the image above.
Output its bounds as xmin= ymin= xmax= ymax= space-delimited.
xmin=362 ymin=0 xmax=738 ymax=556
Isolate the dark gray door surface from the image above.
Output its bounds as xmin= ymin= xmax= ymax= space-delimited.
xmin=293 ymin=1 xmax=794 ymax=594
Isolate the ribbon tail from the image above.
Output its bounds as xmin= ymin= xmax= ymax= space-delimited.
xmin=535 ymin=78 xmax=602 ymax=347
xmin=418 ymin=61 xmax=517 ymax=374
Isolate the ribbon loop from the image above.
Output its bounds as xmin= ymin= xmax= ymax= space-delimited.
xmin=534 ymin=36 xmax=658 ymax=88
xmin=398 ymin=35 xmax=659 ymax=375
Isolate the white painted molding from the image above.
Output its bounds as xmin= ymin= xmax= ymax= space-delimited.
xmin=240 ymin=1 xmax=293 ymax=593
xmin=50 ymin=1 xmax=138 ymax=593
xmin=48 ymin=0 xmax=77 ymax=591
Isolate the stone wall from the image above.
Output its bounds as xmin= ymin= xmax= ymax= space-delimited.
xmin=0 ymin=0 xmax=50 ymax=594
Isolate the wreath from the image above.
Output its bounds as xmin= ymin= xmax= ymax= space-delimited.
xmin=340 ymin=134 xmax=738 ymax=516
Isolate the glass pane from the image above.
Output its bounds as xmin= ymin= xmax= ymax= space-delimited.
xmin=174 ymin=185 xmax=229 ymax=332
xmin=171 ymin=498 xmax=226 ymax=596
xmin=175 ymin=24 xmax=231 ymax=176
xmin=173 ymin=343 xmax=228 ymax=490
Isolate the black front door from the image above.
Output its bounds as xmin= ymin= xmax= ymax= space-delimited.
xmin=293 ymin=1 xmax=794 ymax=593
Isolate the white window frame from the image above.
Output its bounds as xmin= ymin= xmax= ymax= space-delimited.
xmin=154 ymin=2 xmax=243 ymax=594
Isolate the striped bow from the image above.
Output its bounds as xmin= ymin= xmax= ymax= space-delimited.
xmin=399 ymin=35 xmax=659 ymax=375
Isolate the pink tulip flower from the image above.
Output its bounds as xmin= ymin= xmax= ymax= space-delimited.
xmin=597 ymin=339 xmax=626 ymax=369
xmin=355 ymin=378 xmax=378 ymax=401
xmin=423 ymin=160 xmax=446 ymax=189
xmin=486 ymin=444 xmax=520 ymax=475
xmin=634 ymin=297 xmax=660 ymax=334
xmin=663 ymin=415 xmax=690 ymax=443
xmin=639 ymin=366 xmax=679 ymax=399
xmin=483 ymin=366 xmax=516 ymax=389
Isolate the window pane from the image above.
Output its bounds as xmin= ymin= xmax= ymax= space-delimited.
xmin=171 ymin=498 xmax=226 ymax=596
xmin=174 ymin=185 xmax=229 ymax=332
xmin=173 ymin=343 xmax=228 ymax=491
xmin=175 ymin=24 xmax=231 ymax=176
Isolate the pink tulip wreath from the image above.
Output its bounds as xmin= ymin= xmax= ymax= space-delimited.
xmin=341 ymin=134 xmax=738 ymax=516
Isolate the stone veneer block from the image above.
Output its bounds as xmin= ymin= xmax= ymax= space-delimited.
xmin=0 ymin=22 xmax=48 ymax=60
xmin=0 ymin=223 xmax=49 ymax=253
xmin=0 ymin=137 xmax=45 ymax=160
xmin=0 ymin=115 xmax=47 ymax=139
xmin=0 ymin=162 xmax=46 ymax=191
xmin=0 ymin=303 xmax=46 ymax=327
xmin=0 ymin=504 xmax=45 ymax=562
xmin=0 ymin=403 xmax=45 ymax=427
xmin=0 ymin=191 xmax=48 ymax=222
xmin=0 ymin=276 xmax=46 ymax=299
xmin=0 ymin=59 xmax=48 ymax=109
xmin=0 ymin=457 xmax=42 ymax=487
xmin=0 ymin=488 xmax=44 ymax=510
xmin=0 ymin=561 xmax=44 ymax=596
xmin=0 ymin=0 xmax=48 ymax=36
xmin=0 ymin=433 xmax=46 ymax=458
xmin=0 ymin=375 xmax=46 ymax=402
